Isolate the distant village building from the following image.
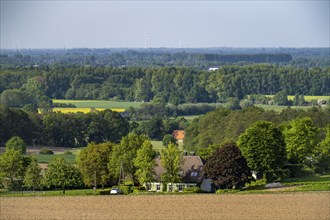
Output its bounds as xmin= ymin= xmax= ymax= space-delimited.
xmin=172 ymin=130 xmax=185 ymax=143
xmin=147 ymin=156 xmax=212 ymax=192
xmin=208 ymin=67 xmax=218 ymax=71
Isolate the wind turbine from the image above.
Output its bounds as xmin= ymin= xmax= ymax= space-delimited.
xmin=12 ymin=38 xmax=16 ymax=52
xmin=143 ymin=32 xmax=151 ymax=49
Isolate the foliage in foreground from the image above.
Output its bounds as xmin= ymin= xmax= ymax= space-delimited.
xmin=77 ymin=142 xmax=114 ymax=188
xmin=43 ymin=157 xmax=83 ymax=194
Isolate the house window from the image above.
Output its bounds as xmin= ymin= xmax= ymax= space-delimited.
xmin=156 ymin=184 xmax=160 ymax=191
xmin=191 ymin=172 xmax=198 ymax=177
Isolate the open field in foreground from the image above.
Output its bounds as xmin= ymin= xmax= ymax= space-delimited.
xmin=1 ymin=192 xmax=329 ymax=220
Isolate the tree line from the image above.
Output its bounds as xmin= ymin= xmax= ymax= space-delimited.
xmin=0 ymin=104 xmax=191 ymax=146
xmin=0 ymin=105 xmax=129 ymax=147
xmin=185 ymin=106 xmax=330 ymax=154
xmin=1 ymin=65 xmax=329 ymax=108
xmin=0 ymin=134 xmax=183 ymax=193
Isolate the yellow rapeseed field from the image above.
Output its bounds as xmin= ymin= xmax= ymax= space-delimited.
xmin=38 ymin=108 xmax=126 ymax=114
xmin=1 ymin=192 xmax=329 ymax=220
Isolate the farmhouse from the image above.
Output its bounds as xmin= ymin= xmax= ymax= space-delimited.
xmin=147 ymin=155 xmax=212 ymax=192
xmin=172 ymin=130 xmax=185 ymax=143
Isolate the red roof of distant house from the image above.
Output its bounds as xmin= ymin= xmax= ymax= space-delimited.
xmin=172 ymin=130 xmax=185 ymax=141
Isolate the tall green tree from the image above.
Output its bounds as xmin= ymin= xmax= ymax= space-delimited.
xmin=162 ymin=134 xmax=178 ymax=147
xmin=108 ymin=134 xmax=148 ymax=184
xmin=161 ymin=143 xmax=183 ymax=190
xmin=5 ymin=136 xmax=26 ymax=154
xmin=77 ymin=142 xmax=114 ymax=189
xmin=0 ymin=149 xmax=25 ymax=190
xmin=23 ymin=157 xmax=42 ymax=195
xmin=133 ymin=140 xmax=157 ymax=186
xmin=145 ymin=117 xmax=165 ymax=140
xmin=237 ymin=121 xmax=286 ymax=179
xmin=315 ymin=124 xmax=330 ymax=173
xmin=204 ymin=143 xmax=252 ymax=189
xmin=284 ymin=117 xmax=320 ymax=166
xmin=273 ymin=90 xmax=289 ymax=106
xmin=43 ymin=157 xmax=83 ymax=194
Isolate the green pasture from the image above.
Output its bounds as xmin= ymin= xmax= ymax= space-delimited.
xmin=264 ymin=95 xmax=330 ymax=101
xmin=255 ymin=104 xmax=311 ymax=112
xmin=52 ymin=99 xmax=145 ymax=109
xmin=36 ymin=154 xmax=76 ymax=164
xmin=0 ymin=188 xmax=109 ymax=197
xmin=151 ymin=140 xmax=184 ymax=152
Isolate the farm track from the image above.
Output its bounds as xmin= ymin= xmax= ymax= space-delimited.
xmin=1 ymin=192 xmax=329 ymax=219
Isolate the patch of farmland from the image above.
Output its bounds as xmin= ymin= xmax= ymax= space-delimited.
xmin=255 ymin=104 xmax=311 ymax=112
xmin=1 ymin=192 xmax=329 ymax=219
xmin=265 ymin=95 xmax=330 ymax=102
xmin=52 ymin=107 xmax=125 ymax=113
xmin=52 ymin=99 xmax=145 ymax=109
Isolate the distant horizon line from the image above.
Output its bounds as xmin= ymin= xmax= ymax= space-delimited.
xmin=1 ymin=46 xmax=329 ymax=50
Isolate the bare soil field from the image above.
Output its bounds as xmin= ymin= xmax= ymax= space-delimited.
xmin=1 ymin=192 xmax=329 ymax=220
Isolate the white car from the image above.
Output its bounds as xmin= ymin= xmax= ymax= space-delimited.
xmin=110 ymin=188 xmax=122 ymax=194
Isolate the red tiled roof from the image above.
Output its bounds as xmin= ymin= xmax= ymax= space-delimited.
xmin=172 ymin=130 xmax=185 ymax=141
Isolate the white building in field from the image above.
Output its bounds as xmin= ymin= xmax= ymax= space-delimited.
xmin=208 ymin=67 xmax=218 ymax=71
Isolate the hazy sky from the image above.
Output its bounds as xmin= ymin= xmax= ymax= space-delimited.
xmin=1 ymin=0 xmax=329 ymax=49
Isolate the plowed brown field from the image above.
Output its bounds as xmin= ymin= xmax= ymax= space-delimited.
xmin=1 ymin=192 xmax=329 ymax=220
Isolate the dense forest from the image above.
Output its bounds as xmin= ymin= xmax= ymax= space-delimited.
xmin=1 ymin=47 xmax=329 ymax=68
xmin=0 ymin=65 xmax=329 ymax=108
xmin=184 ymin=106 xmax=330 ymax=154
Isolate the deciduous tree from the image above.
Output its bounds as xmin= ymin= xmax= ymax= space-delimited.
xmin=237 ymin=121 xmax=286 ymax=179
xmin=43 ymin=157 xmax=83 ymax=194
xmin=0 ymin=149 xmax=25 ymax=190
xmin=161 ymin=143 xmax=183 ymax=189
xmin=5 ymin=136 xmax=26 ymax=154
xmin=284 ymin=117 xmax=320 ymax=166
xmin=77 ymin=142 xmax=114 ymax=189
xmin=204 ymin=143 xmax=252 ymax=189
xmin=23 ymin=157 xmax=42 ymax=195
xmin=108 ymin=134 xmax=148 ymax=184
xmin=133 ymin=140 xmax=157 ymax=186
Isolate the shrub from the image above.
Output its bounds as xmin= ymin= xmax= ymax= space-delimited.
xmin=63 ymin=150 xmax=73 ymax=155
xmin=111 ymin=185 xmax=132 ymax=195
xmin=283 ymin=164 xmax=304 ymax=178
xmin=183 ymin=186 xmax=201 ymax=193
xmin=39 ymin=148 xmax=54 ymax=155
xmin=99 ymin=189 xmax=111 ymax=195
xmin=216 ymin=189 xmax=240 ymax=194
xmin=5 ymin=136 xmax=26 ymax=154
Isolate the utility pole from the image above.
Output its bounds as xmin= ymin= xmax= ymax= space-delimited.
xmin=94 ymin=171 xmax=96 ymax=194
xmin=118 ymin=161 xmax=124 ymax=186
xmin=32 ymin=139 xmax=36 ymax=155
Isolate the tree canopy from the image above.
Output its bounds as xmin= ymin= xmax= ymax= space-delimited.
xmin=23 ymin=157 xmax=42 ymax=194
xmin=77 ymin=142 xmax=114 ymax=188
xmin=5 ymin=136 xmax=26 ymax=154
xmin=0 ymin=149 xmax=25 ymax=189
xmin=161 ymin=143 xmax=183 ymax=186
xmin=284 ymin=117 xmax=320 ymax=166
xmin=133 ymin=140 xmax=157 ymax=186
xmin=204 ymin=143 xmax=252 ymax=189
xmin=237 ymin=121 xmax=286 ymax=178
xmin=108 ymin=134 xmax=148 ymax=184
xmin=43 ymin=157 xmax=83 ymax=194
